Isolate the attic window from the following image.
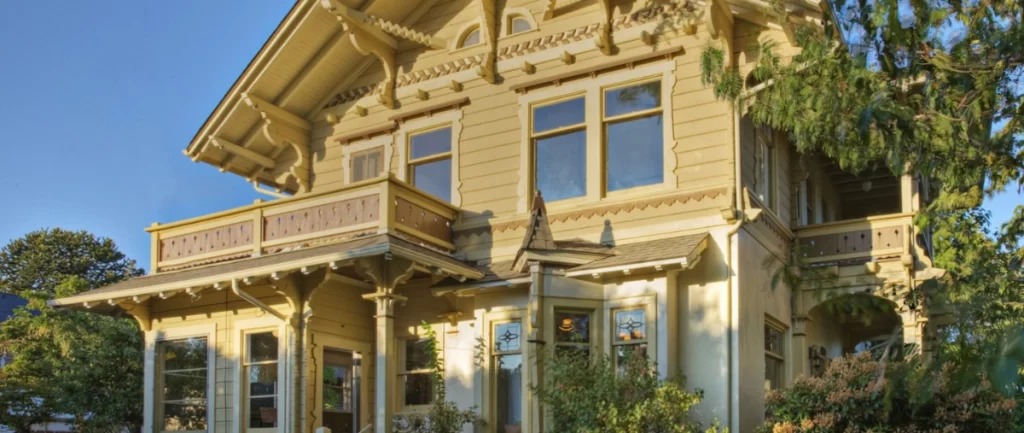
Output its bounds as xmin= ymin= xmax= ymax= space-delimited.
xmin=509 ymin=16 xmax=532 ymax=34
xmin=458 ymin=26 xmax=481 ymax=48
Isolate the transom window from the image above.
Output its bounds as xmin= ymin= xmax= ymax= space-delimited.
xmin=245 ymin=331 xmax=279 ymax=430
xmin=408 ymin=126 xmax=452 ymax=202
xmin=399 ymin=338 xmax=434 ymax=407
xmin=531 ymin=97 xmax=587 ymax=202
xmin=603 ymin=81 xmax=664 ymax=192
xmin=764 ymin=323 xmax=785 ymax=391
xmin=458 ymin=26 xmax=481 ymax=48
xmin=350 ymin=147 xmax=384 ymax=183
xmin=158 ymin=337 xmax=209 ymax=432
xmin=493 ymin=321 xmax=523 ymax=432
xmin=611 ymin=308 xmax=648 ymax=374
xmin=554 ymin=310 xmax=592 ymax=359
xmin=509 ymin=16 xmax=532 ymax=34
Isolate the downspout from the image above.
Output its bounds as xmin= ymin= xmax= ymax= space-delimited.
xmin=727 ymin=98 xmax=746 ymax=432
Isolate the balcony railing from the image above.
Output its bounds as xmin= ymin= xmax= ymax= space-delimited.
xmin=795 ymin=213 xmax=915 ymax=265
xmin=147 ymin=175 xmax=457 ymax=273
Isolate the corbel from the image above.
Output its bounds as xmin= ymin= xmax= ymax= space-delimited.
xmin=594 ymin=0 xmax=614 ymax=55
xmin=241 ymin=93 xmax=312 ymax=192
xmin=520 ymin=61 xmax=536 ymax=74
xmin=417 ymin=89 xmax=430 ymax=101
xmin=640 ymin=30 xmax=656 ymax=46
xmin=355 ymin=255 xmax=417 ymax=317
xmin=325 ymin=113 xmax=340 ymax=125
xmin=478 ymin=0 xmax=498 ymax=84
xmin=354 ymin=105 xmax=368 ymax=117
xmin=437 ymin=293 xmax=463 ymax=333
xmin=117 ymin=300 xmax=152 ymax=332
xmin=449 ymin=80 xmax=463 ymax=92
xmin=270 ymin=271 xmax=303 ymax=326
xmin=561 ymin=51 xmax=575 ymax=65
xmin=321 ymin=0 xmax=399 ymax=109
xmin=704 ymin=0 xmax=735 ymax=67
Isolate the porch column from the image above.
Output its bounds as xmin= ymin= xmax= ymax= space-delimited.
xmin=899 ymin=309 xmax=925 ymax=355
xmin=790 ymin=315 xmax=810 ymax=378
xmin=357 ymin=257 xmax=415 ymax=433
xmin=525 ymin=263 xmax=545 ymax=433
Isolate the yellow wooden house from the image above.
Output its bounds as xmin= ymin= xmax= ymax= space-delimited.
xmin=52 ymin=1 xmax=945 ymax=432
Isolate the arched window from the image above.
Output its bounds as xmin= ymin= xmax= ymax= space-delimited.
xmin=508 ymin=15 xmax=532 ymax=34
xmin=457 ymin=26 xmax=481 ymax=48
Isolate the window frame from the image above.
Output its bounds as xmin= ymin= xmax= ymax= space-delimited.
xmin=500 ymin=7 xmax=538 ymax=37
xmin=396 ymin=334 xmax=441 ymax=413
xmin=146 ymin=323 xmax=217 ymax=433
xmin=232 ymin=317 xmax=286 ymax=433
xmin=609 ymin=307 xmax=650 ymax=372
xmin=342 ymin=133 xmax=393 ymax=184
xmin=600 ymin=78 xmax=667 ymax=197
xmin=313 ymin=334 xmax=372 ymax=433
xmin=528 ymin=92 xmax=589 ymax=206
xmin=396 ymin=109 xmax=463 ymax=205
xmin=550 ymin=307 xmax=599 ymax=359
xmin=764 ymin=319 xmax=787 ymax=392
xmin=516 ymin=61 xmax=678 ymax=214
xmin=754 ymin=125 xmax=777 ymax=212
xmin=490 ymin=318 xmax=525 ymax=433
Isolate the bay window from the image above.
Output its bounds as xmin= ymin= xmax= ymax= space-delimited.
xmin=492 ymin=321 xmax=523 ymax=433
xmin=245 ymin=331 xmax=279 ymax=430
xmin=408 ymin=126 xmax=453 ymax=202
xmin=603 ymin=81 xmax=664 ymax=193
xmin=157 ymin=336 xmax=209 ymax=432
xmin=531 ymin=97 xmax=587 ymax=202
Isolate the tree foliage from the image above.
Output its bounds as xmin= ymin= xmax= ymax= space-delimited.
xmin=0 ymin=229 xmax=144 ymax=433
xmin=534 ymin=349 xmax=723 ymax=433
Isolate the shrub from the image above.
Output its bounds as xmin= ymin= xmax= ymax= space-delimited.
xmin=534 ymin=348 xmax=723 ymax=433
xmin=760 ymin=353 xmax=1018 ymax=433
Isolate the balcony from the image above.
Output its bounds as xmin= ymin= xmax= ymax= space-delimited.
xmin=795 ymin=213 xmax=914 ymax=265
xmin=147 ymin=175 xmax=457 ymax=273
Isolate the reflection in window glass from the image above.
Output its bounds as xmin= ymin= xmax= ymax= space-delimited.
xmin=159 ymin=337 xmax=208 ymax=432
xmin=555 ymin=311 xmax=591 ymax=343
xmin=535 ymin=131 xmax=586 ymax=202
xmin=400 ymin=339 xmax=434 ymax=407
xmin=604 ymin=81 xmax=663 ymax=193
xmin=533 ymin=97 xmax=585 ymax=134
xmin=246 ymin=331 xmax=279 ymax=429
xmin=459 ymin=28 xmax=481 ymax=48
xmin=408 ymin=127 xmax=453 ymax=203
xmin=493 ymin=321 xmax=523 ymax=431
xmin=351 ymin=147 xmax=383 ymax=183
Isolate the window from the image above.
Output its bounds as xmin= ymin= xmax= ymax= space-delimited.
xmin=458 ymin=26 xmax=481 ymax=48
xmin=764 ymin=323 xmax=785 ymax=391
xmin=532 ymin=97 xmax=586 ymax=202
xmin=603 ymin=81 xmax=664 ymax=192
xmin=611 ymin=309 xmax=648 ymax=373
xmin=323 ymin=349 xmax=361 ymax=432
xmin=350 ymin=147 xmax=384 ymax=183
xmin=508 ymin=16 xmax=532 ymax=34
xmin=554 ymin=310 xmax=592 ymax=359
xmin=399 ymin=338 xmax=434 ymax=407
xmin=493 ymin=321 xmax=523 ymax=432
xmin=157 ymin=337 xmax=209 ymax=432
xmin=408 ymin=126 xmax=452 ymax=202
xmin=245 ymin=331 xmax=279 ymax=429
xmin=754 ymin=126 xmax=776 ymax=210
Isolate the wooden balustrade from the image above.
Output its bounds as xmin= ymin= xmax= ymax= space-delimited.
xmin=147 ymin=175 xmax=457 ymax=273
xmin=795 ymin=213 xmax=914 ymax=264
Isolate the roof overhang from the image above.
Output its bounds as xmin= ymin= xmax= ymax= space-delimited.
xmin=50 ymin=234 xmax=482 ymax=310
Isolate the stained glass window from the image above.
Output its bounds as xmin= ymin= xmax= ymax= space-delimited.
xmin=612 ymin=309 xmax=649 ymax=373
xmin=493 ymin=321 xmax=523 ymax=432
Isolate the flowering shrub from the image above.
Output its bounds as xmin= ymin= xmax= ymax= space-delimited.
xmin=761 ymin=353 xmax=1018 ymax=433
xmin=535 ymin=348 xmax=723 ymax=433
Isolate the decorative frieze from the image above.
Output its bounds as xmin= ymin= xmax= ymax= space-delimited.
xmin=159 ymin=221 xmax=254 ymax=262
xmin=263 ymin=194 xmax=381 ymax=242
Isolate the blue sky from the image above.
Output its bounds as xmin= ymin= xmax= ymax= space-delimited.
xmin=0 ymin=2 xmax=1019 ymax=272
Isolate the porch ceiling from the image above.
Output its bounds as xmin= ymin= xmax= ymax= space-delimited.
xmin=49 ymin=234 xmax=483 ymax=310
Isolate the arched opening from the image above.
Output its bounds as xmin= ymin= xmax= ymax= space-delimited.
xmin=508 ymin=15 xmax=533 ymax=34
xmin=805 ymin=293 xmax=903 ymax=374
xmin=457 ymin=26 xmax=481 ymax=48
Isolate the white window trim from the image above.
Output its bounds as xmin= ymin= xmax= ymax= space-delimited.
xmin=312 ymin=334 xmax=373 ymax=433
xmin=396 ymin=109 xmax=463 ymax=206
xmin=450 ymin=18 xmax=486 ymax=52
xmin=342 ymin=134 xmax=394 ymax=184
xmin=233 ymin=316 xmax=288 ymax=433
xmin=480 ymin=309 xmax=529 ymax=433
xmin=144 ymin=323 xmax=217 ymax=433
xmin=500 ymin=7 xmax=538 ymax=37
xmin=515 ymin=60 xmax=679 ymax=214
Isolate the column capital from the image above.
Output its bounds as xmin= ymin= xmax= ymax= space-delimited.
xmin=361 ymin=291 xmax=408 ymax=317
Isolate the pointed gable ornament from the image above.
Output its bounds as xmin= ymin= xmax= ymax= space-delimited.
xmin=514 ymin=191 xmax=557 ymax=270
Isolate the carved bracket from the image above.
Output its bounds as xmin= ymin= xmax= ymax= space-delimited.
xmin=241 ymin=93 xmax=311 ymax=192
xmin=594 ymin=0 xmax=614 ymax=55
xmin=117 ymin=300 xmax=152 ymax=332
xmin=321 ymin=0 xmax=399 ymax=109
xmin=705 ymin=0 xmax=735 ymax=67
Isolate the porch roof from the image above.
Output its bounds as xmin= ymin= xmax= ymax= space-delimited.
xmin=49 ymin=234 xmax=482 ymax=309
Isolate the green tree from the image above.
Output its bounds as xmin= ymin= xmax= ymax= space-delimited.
xmin=0 ymin=229 xmax=145 ymax=433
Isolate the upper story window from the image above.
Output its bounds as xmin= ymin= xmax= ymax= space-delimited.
xmin=754 ymin=125 xmax=777 ymax=211
xmin=764 ymin=322 xmax=785 ymax=391
xmin=493 ymin=321 xmax=523 ymax=432
xmin=399 ymin=338 xmax=434 ymax=408
xmin=158 ymin=336 xmax=209 ymax=432
xmin=351 ymin=147 xmax=383 ymax=183
xmin=603 ymin=81 xmax=664 ymax=193
xmin=245 ymin=331 xmax=279 ymax=430
xmin=408 ymin=126 xmax=453 ymax=202
xmin=457 ymin=26 xmax=481 ymax=48
xmin=532 ymin=96 xmax=587 ymax=202
xmin=508 ymin=15 xmax=532 ymax=34
xmin=611 ymin=308 xmax=648 ymax=374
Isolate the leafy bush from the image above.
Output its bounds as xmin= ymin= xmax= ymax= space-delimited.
xmin=761 ymin=353 xmax=1018 ymax=433
xmin=534 ymin=348 xmax=723 ymax=433
xmin=393 ymin=322 xmax=479 ymax=433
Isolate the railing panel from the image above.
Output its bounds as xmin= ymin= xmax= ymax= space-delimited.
xmin=796 ymin=214 xmax=911 ymax=264
xmin=394 ymin=197 xmax=453 ymax=245
xmin=263 ymin=194 xmax=380 ymax=243
xmin=159 ymin=221 xmax=253 ymax=263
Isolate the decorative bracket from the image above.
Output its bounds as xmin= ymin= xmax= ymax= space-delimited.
xmin=321 ymin=0 xmax=399 ymax=109
xmin=705 ymin=0 xmax=735 ymax=67
xmin=355 ymin=256 xmax=416 ymax=317
xmin=594 ymin=0 xmax=614 ymax=55
xmin=117 ymin=300 xmax=152 ymax=332
xmin=240 ymin=93 xmax=311 ymax=192
xmin=477 ymin=0 xmax=498 ymax=84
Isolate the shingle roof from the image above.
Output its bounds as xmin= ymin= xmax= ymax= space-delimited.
xmin=519 ymin=192 xmax=556 ymax=252
xmin=570 ymin=233 xmax=709 ymax=272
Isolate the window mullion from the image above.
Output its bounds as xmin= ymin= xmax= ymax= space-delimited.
xmin=585 ymin=86 xmax=602 ymax=201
